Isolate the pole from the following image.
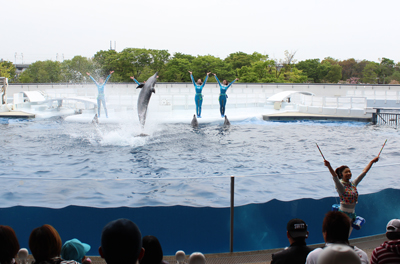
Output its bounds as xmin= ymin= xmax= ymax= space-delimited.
xmin=230 ymin=176 xmax=235 ymax=253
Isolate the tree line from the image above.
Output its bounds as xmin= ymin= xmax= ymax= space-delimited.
xmin=1 ymin=48 xmax=400 ymax=84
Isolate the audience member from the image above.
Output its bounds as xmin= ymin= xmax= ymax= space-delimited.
xmin=305 ymin=211 xmax=367 ymax=264
xmin=99 ymin=218 xmax=144 ymax=264
xmin=140 ymin=235 xmax=169 ymax=264
xmin=317 ymin=244 xmax=361 ymax=264
xmin=29 ymin=224 xmax=78 ymax=264
xmin=370 ymin=218 xmax=400 ymax=264
xmin=17 ymin=248 xmax=29 ymax=264
xmin=175 ymin=250 xmax=185 ymax=264
xmin=270 ymin=218 xmax=313 ymax=264
xmin=0 ymin=225 xmax=20 ymax=264
xmin=61 ymin=239 xmax=91 ymax=264
xmin=188 ymin=252 xmax=206 ymax=264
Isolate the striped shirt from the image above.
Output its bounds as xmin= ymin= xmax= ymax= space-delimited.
xmin=370 ymin=239 xmax=400 ymax=264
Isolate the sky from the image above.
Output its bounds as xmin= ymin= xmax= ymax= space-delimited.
xmin=2 ymin=0 xmax=400 ymax=64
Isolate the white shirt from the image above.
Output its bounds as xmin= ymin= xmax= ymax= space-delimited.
xmin=305 ymin=243 xmax=368 ymax=264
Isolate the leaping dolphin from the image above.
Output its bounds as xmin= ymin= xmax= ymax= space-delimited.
xmin=137 ymin=72 xmax=158 ymax=127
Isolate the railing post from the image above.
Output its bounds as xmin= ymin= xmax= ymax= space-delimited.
xmin=230 ymin=176 xmax=235 ymax=253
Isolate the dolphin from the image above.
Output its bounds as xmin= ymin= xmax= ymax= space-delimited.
xmin=191 ymin=114 xmax=199 ymax=128
xmin=137 ymin=72 xmax=158 ymax=127
xmin=224 ymin=115 xmax=231 ymax=126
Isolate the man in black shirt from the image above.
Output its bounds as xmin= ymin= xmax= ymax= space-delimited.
xmin=271 ymin=218 xmax=313 ymax=264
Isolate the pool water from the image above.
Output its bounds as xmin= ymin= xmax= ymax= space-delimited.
xmin=1 ymin=117 xmax=399 ymax=208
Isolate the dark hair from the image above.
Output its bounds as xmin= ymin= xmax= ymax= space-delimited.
xmin=140 ymin=236 xmax=164 ymax=264
xmin=101 ymin=219 xmax=142 ymax=264
xmin=0 ymin=225 xmax=20 ymax=264
xmin=29 ymin=224 xmax=62 ymax=262
xmin=197 ymin=79 xmax=203 ymax=85
xmin=335 ymin=165 xmax=349 ymax=180
xmin=322 ymin=211 xmax=351 ymax=243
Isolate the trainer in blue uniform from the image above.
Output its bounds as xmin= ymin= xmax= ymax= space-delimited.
xmin=189 ymin=71 xmax=211 ymax=118
xmin=213 ymin=74 xmax=239 ymax=118
xmin=86 ymin=71 xmax=114 ymax=118
xmin=130 ymin=76 xmax=141 ymax=87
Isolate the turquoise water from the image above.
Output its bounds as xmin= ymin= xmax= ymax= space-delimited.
xmin=1 ymin=117 xmax=399 ymax=208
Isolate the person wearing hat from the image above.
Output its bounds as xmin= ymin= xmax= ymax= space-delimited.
xmin=61 ymin=239 xmax=91 ymax=264
xmin=270 ymin=218 xmax=313 ymax=264
xmin=370 ymin=219 xmax=400 ymax=264
xmin=99 ymin=218 xmax=144 ymax=264
xmin=306 ymin=211 xmax=368 ymax=264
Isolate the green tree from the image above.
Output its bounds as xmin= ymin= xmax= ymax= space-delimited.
xmin=237 ymin=60 xmax=281 ymax=83
xmin=339 ymin=58 xmax=357 ymax=81
xmin=361 ymin=61 xmax=379 ymax=84
xmin=296 ymin=59 xmax=323 ymax=83
xmin=190 ymin=55 xmax=235 ymax=82
xmin=323 ymin=64 xmax=342 ymax=83
xmin=19 ymin=60 xmax=62 ymax=83
xmin=377 ymin=57 xmax=395 ymax=84
xmin=0 ymin=61 xmax=16 ymax=81
xmin=164 ymin=57 xmax=192 ymax=82
xmin=61 ymin=56 xmax=95 ymax=83
xmin=93 ymin=49 xmax=118 ymax=77
xmin=224 ymin=51 xmax=267 ymax=71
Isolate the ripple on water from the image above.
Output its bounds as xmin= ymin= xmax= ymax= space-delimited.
xmin=0 ymin=119 xmax=399 ymax=208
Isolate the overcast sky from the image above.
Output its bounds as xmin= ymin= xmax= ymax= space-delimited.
xmin=2 ymin=0 xmax=399 ymax=64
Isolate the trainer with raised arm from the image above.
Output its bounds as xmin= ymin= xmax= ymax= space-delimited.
xmin=86 ymin=71 xmax=114 ymax=118
xmin=324 ymin=156 xmax=379 ymax=230
xmin=189 ymin=71 xmax=210 ymax=118
xmin=213 ymin=74 xmax=238 ymax=118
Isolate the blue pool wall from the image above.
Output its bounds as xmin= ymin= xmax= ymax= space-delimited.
xmin=1 ymin=188 xmax=399 ymax=256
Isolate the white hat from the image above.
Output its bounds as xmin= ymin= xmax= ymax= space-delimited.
xmin=386 ymin=219 xmax=400 ymax=233
xmin=317 ymin=245 xmax=361 ymax=264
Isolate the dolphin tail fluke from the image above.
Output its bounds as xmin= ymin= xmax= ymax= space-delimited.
xmin=191 ymin=114 xmax=199 ymax=128
xmin=224 ymin=115 xmax=231 ymax=126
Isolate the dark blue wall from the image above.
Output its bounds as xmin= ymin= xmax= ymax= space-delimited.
xmin=1 ymin=188 xmax=399 ymax=256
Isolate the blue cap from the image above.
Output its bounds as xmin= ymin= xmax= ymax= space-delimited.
xmin=61 ymin=238 xmax=91 ymax=263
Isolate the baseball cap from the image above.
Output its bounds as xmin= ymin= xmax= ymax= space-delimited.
xmin=287 ymin=218 xmax=308 ymax=238
xmin=61 ymin=238 xmax=91 ymax=263
xmin=386 ymin=219 xmax=400 ymax=233
xmin=317 ymin=244 xmax=361 ymax=264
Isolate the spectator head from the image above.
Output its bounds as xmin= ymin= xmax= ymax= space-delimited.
xmin=286 ymin=218 xmax=309 ymax=242
xmin=188 ymin=252 xmax=206 ymax=264
xmin=99 ymin=218 xmax=144 ymax=264
xmin=317 ymin=244 xmax=361 ymax=264
xmin=140 ymin=235 xmax=164 ymax=264
xmin=61 ymin=238 xmax=91 ymax=263
xmin=322 ymin=211 xmax=351 ymax=243
xmin=0 ymin=225 xmax=20 ymax=264
xmin=17 ymin=248 xmax=29 ymax=264
xmin=29 ymin=224 xmax=62 ymax=262
xmin=175 ymin=250 xmax=185 ymax=264
xmin=386 ymin=219 xmax=400 ymax=240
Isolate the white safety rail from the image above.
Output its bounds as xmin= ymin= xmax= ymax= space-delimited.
xmin=347 ymin=89 xmax=400 ymax=100
xmin=292 ymin=94 xmax=368 ymax=117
